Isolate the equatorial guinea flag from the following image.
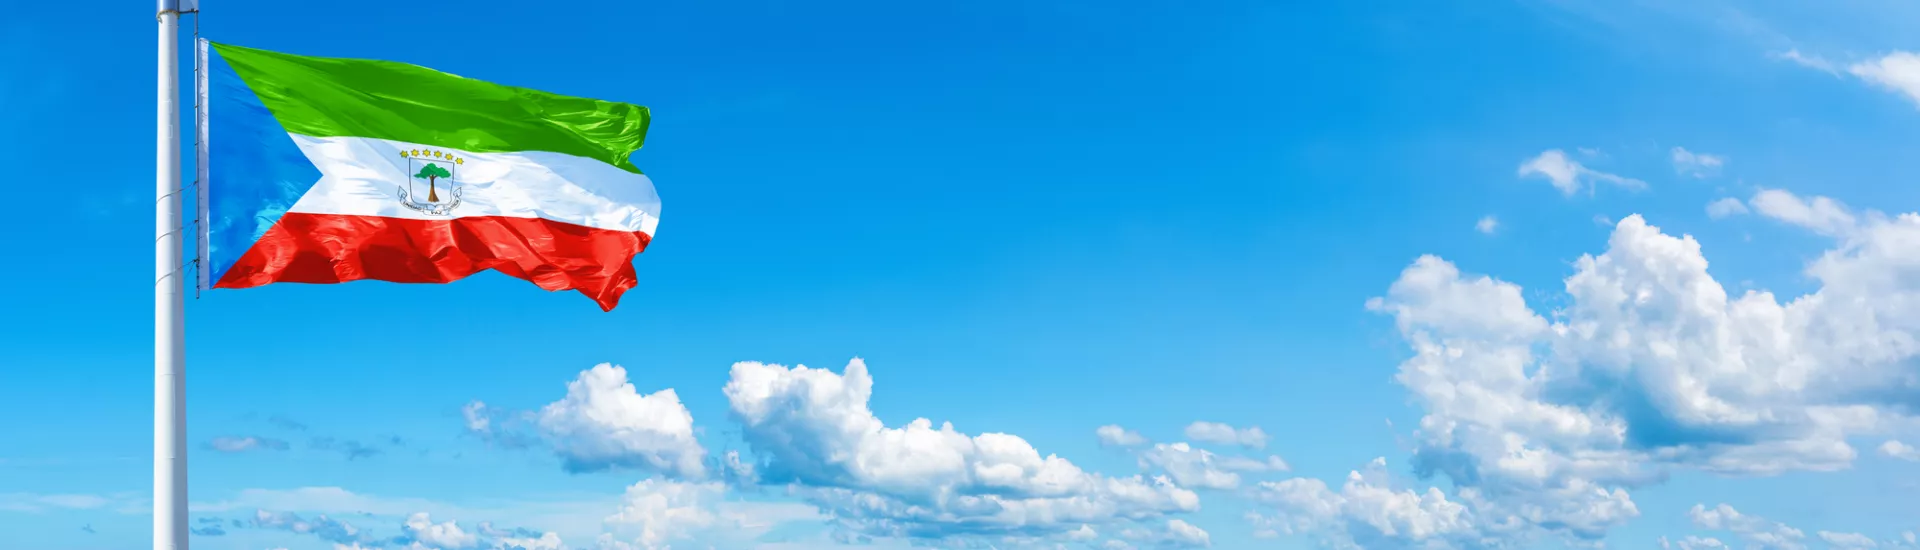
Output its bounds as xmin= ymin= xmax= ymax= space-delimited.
xmin=200 ymin=41 xmax=660 ymax=311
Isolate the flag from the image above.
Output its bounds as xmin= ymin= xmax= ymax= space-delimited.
xmin=200 ymin=41 xmax=660 ymax=311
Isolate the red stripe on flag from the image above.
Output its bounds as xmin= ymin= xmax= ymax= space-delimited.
xmin=213 ymin=213 xmax=653 ymax=311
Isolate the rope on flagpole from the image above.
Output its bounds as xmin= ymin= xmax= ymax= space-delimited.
xmin=189 ymin=8 xmax=199 ymax=299
xmin=189 ymin=6 xmax=204 ymax=299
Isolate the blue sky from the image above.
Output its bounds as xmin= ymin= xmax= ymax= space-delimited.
xmin=3 ymin=1 xmax=1920 ymax=549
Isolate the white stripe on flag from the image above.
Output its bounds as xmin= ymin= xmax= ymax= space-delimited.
xmin=286 ymin=134 xmax=661 ymax=235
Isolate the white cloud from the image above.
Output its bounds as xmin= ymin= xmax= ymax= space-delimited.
xmin=599 ymin=480 xmax=721 ymax=550
xmin=1672 ymin=147 xmax=1727 ymax=178
xmin=1706 ymin=197 xmax=1750 ymax=219
xmin=194 ymin=484 xmax=805 ymax=550
xmin=1215 ymin=455 xmax=1290 ymax=473
xmin=1518 ymin=149 xmax=1647 ymax=196
xmin=596 ymin=481 xmax=820 ymax=550
xmin=1689 ymin=504 xmax=1807 ymax=550
xmin=1820 ymin=530 xmax=1881 ymax=550
xmin=1256 ymin=207 xmax=1920 ymax=548
xmin=1849 ymin=52 xmax=1920 ymax=109
xmin=535 ymin=364 xmax=706 ymax=478
xmin=402 ymin=512 xmax=479 ymax=549
xmin=1246 ymin=457 xmax=1479 ymax=549
xmin=1069 ymin=525 xmax=1099 ymax=541
xmin=1165 ymin=519 xmax=1210 ymax=548
xmin=1787 ymin=50 xmax=1920 ymax=112
xmin=1119 ymin=519 xmax=1211 ymax=548
xmin=723 ymin=358 xmax=1201 ymax=542
xmin=1776 ymin=49 xmax=1840 ymax=74
xmin=1182 ymin=421 xmax=1268 ymax=449
xmin=1662 ymin=535 xmax=1731 ymax=550
xmin=1137 ymin=443 xmax=1241 ymax=490
xmin=1748 ymin=189 xmax=1859 ymax=236
xmin=462 ymin=401 xmax=492 ymax=434
xmin=1476 ymin=216 xmax=1499 ymax=235
xmin=207 ymin=436 xmax=289 ymax=453
xmin=1881 ymin=440 xmax=1920 ymax=461
xmin=1097 ymin=425 xmax=1148 ymax=447
xmin=490 ymin=526 xmax=565 ymax=550
xmin=193 ymin=487 xmax=608 ymax=548
xmin=250 ymin=510 xmax=368 ymax=545
xmin=193 ymin=487 xmax=438 ymax=516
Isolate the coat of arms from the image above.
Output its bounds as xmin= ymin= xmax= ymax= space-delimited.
xmin=397 ymin=149 xmax=464 ymax=216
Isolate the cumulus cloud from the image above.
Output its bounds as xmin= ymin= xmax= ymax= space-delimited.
xmin=402 ymin=512 xmax=479 ymax=549
xmin=1163 ymin=519 xmax=1211 ymax=548
xmin=536 ymin=364 xmax=706 ymax=478
xmin=1672 ymin=147 xmax=1726 ymax=178
xmin=599 ymin=480 xmax=723 ymax=550
xmin=1260 ymin=207 xmax=1920 ymax=548
xmin=1849 ymin=52 xmax=1920 ymax=109
xmin=1097 ymin=425 xmax=1148 ymax=447
xmin=724 ymin=358 xmax=1201 ymax=543
xmin=593 ymin=480 xmax=820 ymax=549
xmin=1476 ymin=216 xmax=1499 ymax=235
xmin=1245 ymin=458 xmax=1479 ymax=549
xmin=206 ymin=436 xmax=290 ymax=453
xmin=1881 ymin=440 xmax=1920 ymax=461
xmin=1518 ymin=149 xmax=1647 ymax=196
xmin=1706 ymin=197 xmax=1749 ymax=219
xmin=1183 ymin=422 xmax=1268 ymax=449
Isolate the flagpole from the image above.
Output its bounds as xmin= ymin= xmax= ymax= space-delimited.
xmin=156 ymin=1 xmax=189 ymax=549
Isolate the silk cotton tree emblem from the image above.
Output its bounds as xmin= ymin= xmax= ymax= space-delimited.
xmin=397 ymin=148 xmax=464 ymax=215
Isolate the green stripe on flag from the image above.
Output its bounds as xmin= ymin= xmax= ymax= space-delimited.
xmin=211 ymin=42 xmax=649 ymax=174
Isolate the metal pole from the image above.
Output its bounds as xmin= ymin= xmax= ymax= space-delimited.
xmin=156 ymin=2 xmax=188 ymax=549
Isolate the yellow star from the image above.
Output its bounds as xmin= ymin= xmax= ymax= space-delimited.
xmin=455 ymin=158 xmax=464 ymax=165
xmin=432 ymin=151 xmax=443 ymax=158
xmin=410 ymin=149 xmax=420 ymax=157
xmin=398 ymin=150 xmax=409 ymax=157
